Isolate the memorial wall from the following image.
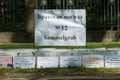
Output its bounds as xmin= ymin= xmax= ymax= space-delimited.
xmin=0 ymin=48 xmax=120 ymax=68
xmin=0 ymin=5 xmax=119 ymax=69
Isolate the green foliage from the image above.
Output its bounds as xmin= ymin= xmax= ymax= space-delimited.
xmin=87 ymin=42 xmax=120 ymax=48
xmin=0 ymin=67 xmax=120 ymax=73
xmin=0 ymin=43 xmax=34 ymax=49
xmin=0 ymin=0 xmax=25 ymax=32
xmin=0 ymin=42 xmax=120 ymax=49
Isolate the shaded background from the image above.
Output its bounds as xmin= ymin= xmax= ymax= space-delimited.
xmin=0 ymin=0 xmax=120 ymax=43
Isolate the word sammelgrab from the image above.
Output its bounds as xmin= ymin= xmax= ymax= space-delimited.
xmin=44 ymin=35 xmax=76 ymax=41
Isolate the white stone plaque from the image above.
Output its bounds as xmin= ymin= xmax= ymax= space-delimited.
xmin=105 ymin=56 xmax=120 ymax=68
xmin=37 ymin=57 xmax=58 ymax=68
xmin=83 ymin=55 xmax=104 ymax=68
xmin=13 ymin=57 xmax=35 ymax=68
xmin=60 ymin=56 xmax=81 ymax=67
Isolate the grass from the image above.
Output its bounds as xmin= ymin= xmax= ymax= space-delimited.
xmin=0 ymin=68 xmax=37 ymax=73
xmin=0 ymin=43 xmax=35 ymax=49
xmin=0 ymin=42 xmax=119 ymax=49
xmin=87 ymin=42 xmax=120 ymax=48
xmin=0 ymin=67 xmax=120 ymax=73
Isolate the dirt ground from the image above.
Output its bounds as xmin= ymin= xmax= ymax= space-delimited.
xmin=0 ymin=70 xmax=120 ymax=80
